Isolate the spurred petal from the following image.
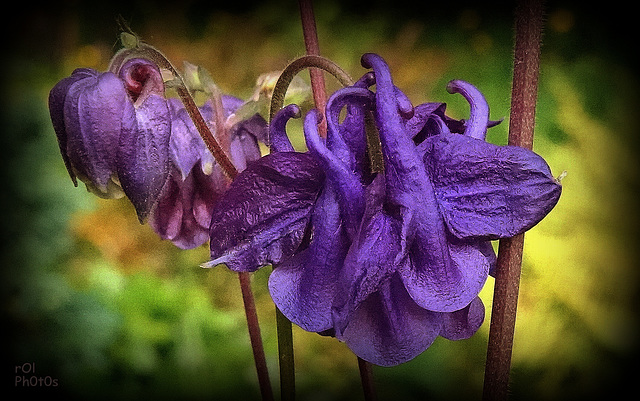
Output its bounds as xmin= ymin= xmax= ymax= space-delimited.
xmin=269 ymin=105 xmax=299 ymax=153
xmin=338 ymin=273 xmax=443 ymax=367
xmin=446 ymin=79 xmax=490 ymax=140
xmin=422 ymin=133 xmax=562 ymax=240
xmin=325 ymin=86 xmax=374 ymax=179
xmin=304 ymin=110 xmax=365 ymax=238
xmin=207 ymin=152 xmax=325 ymax=271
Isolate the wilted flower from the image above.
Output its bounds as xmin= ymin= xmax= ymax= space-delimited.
xmin=206 ymin=53 xmax=561 ymax=365
xmin=149 ymin=97 xmax=266 ymax=249
xmin=49 ymin=58 xmax=171 ymax=221
xmin=50 ymin=56 xmax=267 ymax=248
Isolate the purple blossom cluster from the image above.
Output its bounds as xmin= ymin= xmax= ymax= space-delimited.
xmin=49 ymin=52 xmax=560 ymax=366
xmin=49 ymin=58 xmax=266 ymax=249
xmin=204 ymin=53 xmax=561 ymax=365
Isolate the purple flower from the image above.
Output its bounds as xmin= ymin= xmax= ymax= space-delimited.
xmin=149 ymin=98 xmax=266 ymax=249
xmin=205 ymin=53 xmax=561 ymax=365
xmin=50 ymin=57 xmax=266 ymax=248
xmin=49 ymin=58 xmax=171 ymax=221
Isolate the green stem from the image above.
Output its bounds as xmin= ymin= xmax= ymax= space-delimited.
xmin=268 ymin=55 xmax=353 ymax=122
xmin=275 ymin=307 xmax=295 ymax=401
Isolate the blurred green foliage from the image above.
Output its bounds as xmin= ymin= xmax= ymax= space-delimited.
xmin=2 ymin=1 xmax=638 ymax=400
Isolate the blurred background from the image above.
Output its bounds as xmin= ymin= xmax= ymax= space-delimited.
xmin=2 ymin=1 xmax=638 ymax=400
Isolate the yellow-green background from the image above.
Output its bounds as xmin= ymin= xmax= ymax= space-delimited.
xmin=2 ymin=1 xmax=638 ymax=400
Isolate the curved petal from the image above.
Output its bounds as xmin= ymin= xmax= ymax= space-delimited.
xmin=440 ymin=296 xmax=485 ymax=341
xmin=325 ymin=86 xmax=374 ymax=178
xmin=338 ymin=273 xmax=443 ymax=367
xmin=423 ymin=133 xmax=562 ymax=240
xmin=207 ymin=152 xmax=325 ymax=272
xmin=269 ymin=104 xmax=299 ymax=153
xmin=304 ymin=110 xmax=365 ymax=238
xmin=117 ymin=93 xmax=172 ymax=222
xmin=64 ymin=71 xmax=129 ymax=196
xmin=446 ymin=79 xmax=490 ymax=140
xmin=48 ymin=68 xmax=97 ymax=186
xmin=269 ymin=184 xmax=347 ymax=332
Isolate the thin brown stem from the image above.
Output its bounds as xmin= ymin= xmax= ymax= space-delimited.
xmin=298 ymin=0 xmax=328 ymax=138
xmin=112 ymin=21 xmax=272 ymax=401
xmin=239 ymin=272 xmax=274 ymax=401
xmin=482 ymin=0 xmax=544 ymax=400
xmin=357 ymin=357 xmax=378 ymax=401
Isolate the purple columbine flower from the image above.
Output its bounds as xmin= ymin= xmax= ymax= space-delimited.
xmin=50 ymin=57 xmax=266 ymax=247
xmin=205 ymin=53 xmax=561 ymax=366
xmin=49 ymin=58 xmax=172 ymax=222
xmin=149 ymin=97 xmax=266 ymax=249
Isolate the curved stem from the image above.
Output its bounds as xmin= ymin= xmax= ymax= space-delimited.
xmin=110 ymin=23 xmax=273 ymax=400
xmin=110 ymin=41 xmax=238 ymax=179
xmin=268 ymin=55 xmax=353 ymax=123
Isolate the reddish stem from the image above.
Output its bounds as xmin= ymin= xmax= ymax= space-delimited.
xmin=298 ymin=0 xmax=328 ymax=138
xmin=482 ymin=0 xmax=543 ymax=400
xmin=357 ymin=357 xmax=378 ymax=401
xmin=238 ymin=272 xmax=274 ymax=401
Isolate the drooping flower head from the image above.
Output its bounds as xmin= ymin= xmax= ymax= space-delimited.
xmin=50 ymin=56 xmax=267 ymax=248
xmin=207 ymin=53 xmax=561 ymax=365
xmin=149 ymin=97 xmax=266 ymax=249
xmin=49 ymin=58 xmax=171 ymax=221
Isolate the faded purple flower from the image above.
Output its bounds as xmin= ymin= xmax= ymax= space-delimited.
xmin=50 ymin=57 xmax=266 ymax=247
xmin=149 ymin=97 xmax=266 ymax=249
xmin=205 ymin=53 xmax=561 ymax=365
xmin=49 ymin=58 xmax=171 ymax=221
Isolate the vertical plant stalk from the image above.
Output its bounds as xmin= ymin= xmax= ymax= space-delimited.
xmin=239 ymin=272 xmax=275 ymax=401
xmin=299 ymin=0 xmax=328 ymax=138
xmin=111 ymin=29 xmax=274 ymax=400
xmin=357 ymin=357 xmax=378 ymax=401
xmin=482 ymin=0 xmax=543 ymax=400
xmin=275 ymin=307 xmax=295 ymax=401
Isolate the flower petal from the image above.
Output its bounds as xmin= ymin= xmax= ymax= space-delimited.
xmin=269 ymin=105 xmax=299 ymax=153
xmin=446 ymin=79 xmax=490 ymax=140
xmin=332 ymin=175 xmax=401 ymax=331
xmin=423 ymin=133 xmax=562 ymax=239
xmin=117 ymin=94 xmax=172 ymax=222
xmin=338 ymin=273 xmax=443 ymax=367
xmin=64 ymin=71 xmax=129 ymax=196
xmin=268 ymin=184 xmax=347 ymax=332
xmin=304 ymin=110 xmax=365 ymax=239
xmin=48 ymin=68 xmax=97 ymax=186
xmin=207 ymin=152 xmax=325 ymax=271
xmin=440 ymin=296 xmax=485 ymax=340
